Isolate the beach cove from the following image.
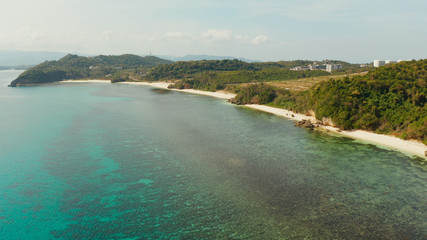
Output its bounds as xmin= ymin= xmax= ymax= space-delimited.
xmin=1 ymin=71 xmax=426 ymax=239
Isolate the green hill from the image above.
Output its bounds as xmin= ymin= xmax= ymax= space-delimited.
xmin=146 ymin=59 xmax=256 ymax=80
xmin=233 ymin=60 xmax=427 ymax=143
xmin=9 ymin=54 xmax=172 ymax=86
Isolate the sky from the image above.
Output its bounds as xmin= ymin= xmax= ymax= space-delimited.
xmin=0 ymin=0 xmax=426 ymax=63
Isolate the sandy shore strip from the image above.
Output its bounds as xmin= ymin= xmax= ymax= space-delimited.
xmin=175 ymin=89 xmax=236 ymax=99
xmin=118 ymin=81 xmax=170 ymax=88
xmin=119 ymin=81 xmax=236 ymax=99
xmin=245 ymin=104 xmax=427 ymax=159
xmin=60 ymin=79 xmax=111 ymax=83
xmin=59 ymin=80 xmax=235 ymax=99
xmin=245 ymin=104 xmax=317 ymax=122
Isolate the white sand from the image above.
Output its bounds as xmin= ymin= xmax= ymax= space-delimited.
xmin=60 ymin=79 xmax=111 ymax=83
xmin=61 ymin=80 xmax=236 ymax=99
xmin=175 ymin=89 xmax=236 ymax=99
xmin=118 ymin=81 xmax=236 ymax=99
xmin=119 ymin=81 xmax=170 ymax=88
xmin=245 ymin=104 xmax=317 ymax=122
xmin=245 ymin=104 xmax=427 ymax=159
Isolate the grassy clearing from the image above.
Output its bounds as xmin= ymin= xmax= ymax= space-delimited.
xmin=267 ymin=71 xmax=368 ymax=91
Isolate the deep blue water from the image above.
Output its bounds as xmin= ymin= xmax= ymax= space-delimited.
xmin=0 ymin=70 xmax=426 ymax=239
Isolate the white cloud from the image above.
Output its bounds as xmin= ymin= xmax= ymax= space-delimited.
xmin=199 ymin=29 xmax=270 ymax=45
xmin=201 ymin=29 xmax=233 ymax=41
xmin=234 ymin=35 xmax=250 ymax=42
xmin=251 ymin=35 xmax=269 ymax=45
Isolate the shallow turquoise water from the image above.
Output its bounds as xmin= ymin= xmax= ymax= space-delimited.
xmin=0 ymin=70 xmax=426 ymax=239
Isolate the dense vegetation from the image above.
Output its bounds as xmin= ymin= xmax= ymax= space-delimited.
xmin=148 ymin=59 xmax=331 ymax=91
xmin=232 ymin=60 xmax=427 ymax=143
xmin=168 ymin=70 xmax=330 ymax=91
xmin=11 ymin=57 xmax=363 ymax=87
xmin=147 ymin=59 xmax=255 ymax=80
xmin=9 ymin=54 xmax=172 ymax=86
xmin=146 ymin=59 xmax=360 ymax=81
xmin=230 ymin=83 xmax=290 ymax=104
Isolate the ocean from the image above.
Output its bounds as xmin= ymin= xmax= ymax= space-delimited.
xmin=0 ymin=70 xmax=426 ymax=239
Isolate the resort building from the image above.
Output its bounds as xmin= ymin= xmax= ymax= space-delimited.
xmin=291 ymin=62 xmax=343 ymax=72
xmin=374 ymin=59 xmax=406 ymax=67
xmin=385 ymin=60 xmax=398 ymax=64
xmin=326 ymin=64 xmax=342 ymax=72
xmin=309 ymin=64 xmax=327 ymax=70
xmin=374 ymin=60 xmax=386 ymax=67
xmin=290 ymin=66 xmax=310 ymax=71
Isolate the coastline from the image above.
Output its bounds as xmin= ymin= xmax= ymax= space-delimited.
xmin=61 ymin=80 xmax=427 ymax=159
xmin=118 ymin=81 xmax=236 ymax=99
xmin=245 ymin=104 xmax=427 ymax=159
xmin=60 ymin=79 xmax=111 ymax=83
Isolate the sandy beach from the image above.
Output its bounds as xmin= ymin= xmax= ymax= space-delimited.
xmin=61 ymin=79 xmax=111 ymax=83
xmin=245 ymin=104 xmax=427 ymax=159
xmin=61 ymin=80 xmax=427 ymax=158
xmin=118 ymin=81 xmax=236 ymax=99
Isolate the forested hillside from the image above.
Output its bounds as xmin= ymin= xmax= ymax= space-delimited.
xmin=148 ymin=59 xmax=331 ymax=91
xmin=168 ymin=69 xmax=330 ymax=91
xmin=9 ymin=54 xmax=172 ymax=86
xmin=147 ymin=59 xmax=255 ymax=80
xmin=232 ymin=60 xmax=427 ymax=143
xmin=10 ymin=57 xmax=363 ymax=87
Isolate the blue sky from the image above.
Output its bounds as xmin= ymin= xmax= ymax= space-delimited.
xmin=0 ymin=0 xmax=426 ymax=62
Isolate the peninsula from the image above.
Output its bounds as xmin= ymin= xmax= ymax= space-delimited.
xmin=8 ymin=54 xmax=172 ymax=86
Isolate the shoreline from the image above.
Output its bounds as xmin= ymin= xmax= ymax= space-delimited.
xmin=60 ymin=79 xmax=111 ymax=83
xmin=61 ymin=80 xmax=427 ymax=159
xmin=244 ymin=104 xmax=427 ymax=159
xmin=118 ymin=81 xmax=236 ymax=99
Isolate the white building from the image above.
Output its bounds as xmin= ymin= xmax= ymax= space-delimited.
xmin=290 ymin=66 xmax=310 ymax=71
xmin=385 ymin=60 xmax=398 ymax=64
xmin=374 ymin=59 xmax=402 ymax=67
xmin=374 ymin=60 xmax=385 ymax=67
xmin=326 ymin=64 xmax=342 ymax=72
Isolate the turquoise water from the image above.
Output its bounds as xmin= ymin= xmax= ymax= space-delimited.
xmin=0 ymin=70 xmax=426 ymax=239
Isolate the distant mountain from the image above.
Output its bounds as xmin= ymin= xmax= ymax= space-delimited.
xmin=9 ymin=54 xmax=172 ymax=86
xmin=0 ymin=50 xmax=68 ymax=66
xmin=157 ymin=55 xmax=260 ymax=63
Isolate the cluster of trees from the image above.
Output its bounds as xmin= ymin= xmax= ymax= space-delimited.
xmin=230 ymin=83 xmax=290 ymax=105
xmin=148 ymin=59 xmax=366 ymax=82
xmin=153 ymin=59 xmax=330 ymax=91
xmin=9 ymin=54 xmax=172 ymax=86
xmin=253 ymin=60 xmax=371 ymax=73
xmin=232 ymin=60 xmax=427 ymax=143
xmin=169 ymin=69 xmax=329 ymax=91
xmin=147 ymin=59 xmax=255 ymax=80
